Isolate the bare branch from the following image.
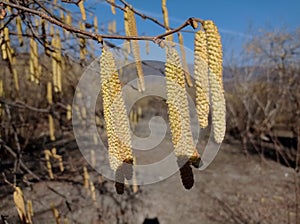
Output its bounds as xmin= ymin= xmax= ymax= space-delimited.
xmin=1 ymin=1 xmax=200 ymax=43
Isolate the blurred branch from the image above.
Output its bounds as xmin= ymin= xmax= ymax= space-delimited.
xmin=0 ymin=139 xmax=41 ymax=181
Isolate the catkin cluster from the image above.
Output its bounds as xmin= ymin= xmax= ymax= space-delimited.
xmin=193 ymin=20 xmax=226 ymax=143
xmin=100 ymin=48 xmax=134 ymax=194
xmin=202 ymin=20 xmax=226 ymax=144
xmin=165 ymin=47 xmax=201 ymax=189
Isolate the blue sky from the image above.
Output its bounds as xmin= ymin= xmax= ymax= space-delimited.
xmin=88 ymin=0 xmax=300 ymax=61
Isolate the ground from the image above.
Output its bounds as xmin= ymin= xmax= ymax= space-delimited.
xmin=1 ymin=138 xmax=298 ymax=223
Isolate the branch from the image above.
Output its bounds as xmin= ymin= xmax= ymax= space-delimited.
xmin=1 ymin=1 xmax=200 ymax=43
xmin=0 ymin=98 xmax=50 ymax=113
xmin=0 ymin=138 xmax=41 ymax=181
xmin=61 ymin=0 xmax=82 ymax=4
xmin=116 ymin=0 xmax=167 ymax=29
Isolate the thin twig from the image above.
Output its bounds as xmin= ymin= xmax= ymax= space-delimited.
xmin=118 ymin=0 xmax=166 ymax=29
xmin=4 ymin=104 xmax=22 ymax=186
xmin=1 ymin=1 xmax=199 ymax=43
xmin=0 ymin=139 xmax=41 ymax=181
xmin=0 ymin=98 xmax=50 ymax=113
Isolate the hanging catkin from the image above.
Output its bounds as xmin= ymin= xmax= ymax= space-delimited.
xmin=100 ymin=48 xmax=133 ymax=193
xmin=51 ymin=31 xmax=62 ymax=92
xmin=165 ymin=47 xmax=201 ymax=189
xmin=79 ymin=22 xmax=87 ymax=62
xmin=13 ymin=187 xmax=28 ymax=223
xmin=47 ymin=82 xmax=55 ymax=141
xmin=124 ymin=6 xmax=145 ymax=92
xmin=16 ymin=16 xmax=23 ymax=46
xmin=65 ymin=13 xmax=72 ymax=39
xmin=94 ymin=16 xmax=98 ymax=33
xmin=162 ymin=0 xmax=173 ymax=42
xmin=123 ymin=9 xmax=131 ymax=54
xmin=0 ymin=27 xmax=7 ymax=60
xmin=202 ymin=20 xmax=226 ymax=143
xmin=29 ymin=38 xmax=40 ymax=84
xmin=78 ymin=0 xmax=86 ymax=21
xmin=110 ymin=0 xmax=116 ymax=14
xmin=194 ymin=29 xmax=209 ymax=128
xmin=178 ymin=32 xmax=193 ymax=87
xmin=0 ymin=79 xmax=3 ymax=117
xmin=3 ymin=27 xmax=19 ymax=91
xmin=55 ymin=32 xmax=62 ymax=92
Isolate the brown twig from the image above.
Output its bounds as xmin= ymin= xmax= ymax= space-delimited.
xmin=118 ymin=0 xmax=167 ymax=29
xmin=4 ymin=104 xmax=22 ymax=186
xmin=1 ymin=1 xmax=200 ymax=43
xmin=0 ymin=139 xmax=41 ymax=181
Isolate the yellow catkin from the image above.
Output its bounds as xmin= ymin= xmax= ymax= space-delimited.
xmin=83 ymin=166 xmax=90 ymax=189
xmin=165 ymin=47 xmax=198 ymax=158
xmin=110 ymin=0 xmax=116 ymax=14
xmin=0 ymin=79 xmax=3 ymax=116
xmin=100 ymin=48 xmax=133 ymax=171
xmin=79 ymin=22 xmax=87 ymax=61
xmin=123 ymin=9 xmax=131 ymax=54
xmin=51 ymin=35 xmax=58 ymax=90
xmin=178 ymin=32 xmax=193 ymax=87
xmin=111 ymin=20 xmax=116 ymax=33
xmin=27 ymin=200 xmax=33 ymax=224
xmin=124 ymin=6 xmax=145 ymax=92
xmin=66 ymin=104 xmax=72 ymax=120
xmin=78 ymin=0 xmax=86 ymax=21
xmin=47 ymin=83 xmax=55 ymax=141
xmin=108 ymin=20 xmax=116 ymax=34
xmin=16 ymin=16 xmax=23 ymax=46
xmin=165 ymin=47 xmax=201 ymax=188
xmin=90 ymin=181 xmax=96 ymax=201
xmin=93 ymin=133 xmax=98 ymax=145
xmin=65 ymin=13 xmax=72 ymax=38
xmin=51 ymin=148 xmax=64 ymax=172
xmin=30 ymin=38 xmax=40 ymax=84
xmin=49 ymin=115 xmax=55 ymax=141
xmin=202 ymin=20 xmax=226 ymax=143
xmin=13 ymin=187 xmax=28 ymax=223
xmin=94 ymin=16 xmax=98 ymax=33
xmin=91 ymin=149 xmax=96 ymax=167
xmin=54 ymin=32 xmax=62 ymax=92
xmin=66 ymin=12 xmax=72 ymax=26
xmin=4 ymin=27 xmax=19 ymax=91
xmin=51 ymin=32 xmax=62 ymax=92
xmin=100 ymin=48 xmax=133 ymax=194
xmin=95 ymin=115 xmax=101 ymax=126
xmin=194 ymin=30 xmax=209 ymax=128
xmin=41 ymin=19 xmax=50 ymax=56
xmin=162 ymin=0 xmax=173 ymax=42
xmin=29 ymin=39 xmax=34 ymax=82
xmin=47 ymin=82 xmax=53 ymax=104
xmin=45 ymin=149 xmax=54 ymax=179
xmin=81 ymin=106 xmax=87 ymax=119
xmin=132 ymin=157 xmax=138 ymax=193
xmin=60 ymin=10 xmax=66 ymax=37
xmin=51 ymin=203 xmax=60 ymax=224
xmin=145 ymin=40 xmax=150 ymax=55
xmin=0 ymin=28 xmax=7 ymax=59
